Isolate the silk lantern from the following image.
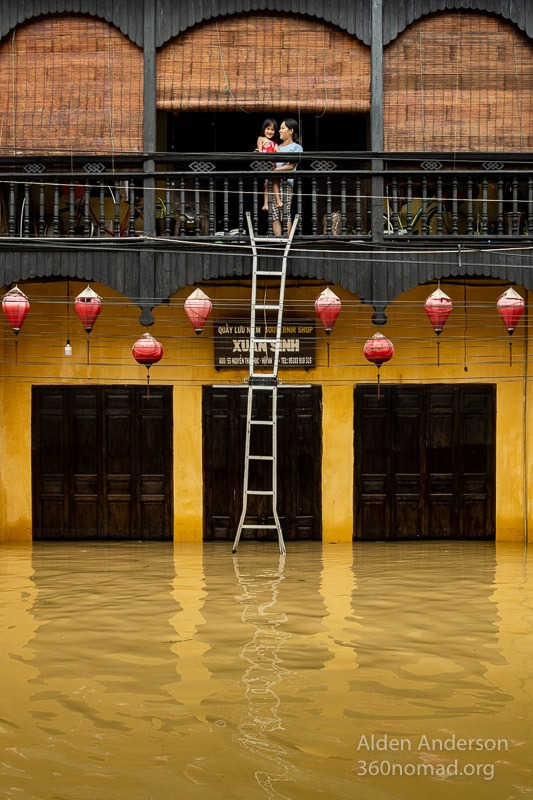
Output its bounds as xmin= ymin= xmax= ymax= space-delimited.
xmin=315 ymin=287 xmax=341 ymax=335
xmin=132 ymin=332 xmax=163 ymax=396
xmin=74 ymin=285 xmax=102 ymax=363
xmin=425 ymin=287 xmax=453 ymax=365
xmin=184 ymin=288 xmax=212 ymax=334
xmin=497 ymin=287 xmax=525 ymax=366
xmin=2 ymin=285 xmax=30 ymax=363
xmin=363 ymin=331 xmax=394 ymax=399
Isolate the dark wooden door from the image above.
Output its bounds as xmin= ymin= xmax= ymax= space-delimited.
xmin=203 ymin=386 xmax=322 ymax=541
xmin=354 ymin=384 xmax=495 ymax=540
xmin=32 ymin=386 xmax=173 ymax=540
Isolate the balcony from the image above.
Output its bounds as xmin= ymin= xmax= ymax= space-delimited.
xmin=0 ymin=152 xmax=531 ymax=244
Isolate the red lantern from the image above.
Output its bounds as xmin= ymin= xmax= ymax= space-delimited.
xmin=2 ymin=285 xmax=30 ymax=363
xmin=2 ymin=285 xmax=30 ymax=334
xmin=74 ymin=285 xmax=102 ymax=363
xmin=425 ymin=287 xmax=453 ymax=365
xmin=132 ymin=331 xmax=163 ymax=366
xmin=184 ymin=288 xmax=212 ymax=334
xmin=497 ymin=287 xmax=524 ymax=334
xmin=497 ymin=287 xmax=525 ymax=366
xmin=425 ymin=288 xmax=453 ymax=334
xmin=74 ymin=285 xmax=102 ymax=333
xmin=315 ymin=287 xmax=341 ymax=335
xmin=363 ymin=331 xmax=394 ymax=399
xmin=132 ymin=332 xmax=163 ymax=395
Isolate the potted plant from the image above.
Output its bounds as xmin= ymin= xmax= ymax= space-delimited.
xmin=155 ymin=197 xmax=177 ymax=236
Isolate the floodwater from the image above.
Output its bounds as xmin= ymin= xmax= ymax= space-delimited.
xmin=0 ymin=541 xmax=531 ymax=800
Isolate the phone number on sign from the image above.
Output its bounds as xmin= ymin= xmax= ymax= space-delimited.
xmin=357 ymin=759 xmax=495 ymax=781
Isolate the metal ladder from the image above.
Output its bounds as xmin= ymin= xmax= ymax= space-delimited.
xmin=232 ymin=212 xmax=299 ymax=554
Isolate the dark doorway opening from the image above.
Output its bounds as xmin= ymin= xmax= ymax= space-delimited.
xmin=354 ymin=384 xmax=496 ymax=541
xmin=167 ymin=111 xmax=368 ymax=153
xmin=203 ymin=386 xmax=322 ymax=541
xmin=166 ymin=112 xmax=368 ymax=235
xmin=32 ymin=386 xmax=173 ymax=541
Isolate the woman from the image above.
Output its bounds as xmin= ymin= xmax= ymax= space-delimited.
xmin=270 ymin=118 xmax=303 ymax=237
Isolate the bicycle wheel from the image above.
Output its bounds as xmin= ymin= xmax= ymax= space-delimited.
xmin=77 ymin=219 xmax=97 ymax=237
xmin=44 ymin=217 xmax=65 ymax=237
xmin=89 ymin=196 xmax=131 ymax=236
xmin=44 ymin=209 xmax=97 ymax=237
xmin=426 ymin=206 xmax=470 ymax=235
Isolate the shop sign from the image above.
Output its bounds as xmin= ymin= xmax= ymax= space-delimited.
xmin=214 ymin=320 xmax=315 ymax=369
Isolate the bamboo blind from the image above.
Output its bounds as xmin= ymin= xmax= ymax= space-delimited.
xmin=157 ymin=14 xmax=371 ymax=114
xmin=384 ymin=12 xmax=533 ymax=152
xmin=0 ymin=17 xmax=143 ymax=155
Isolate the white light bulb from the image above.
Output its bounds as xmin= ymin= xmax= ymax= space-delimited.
xmin=64 ymin=341 xmax=72 ymax=356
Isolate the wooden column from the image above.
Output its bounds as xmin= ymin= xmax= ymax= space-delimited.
xmin=370 ymin=0 xmax=386 ymax=323
xmin=143 ymin=0 xmax=156 ymax=237
xmin=370 ymin=0 xmax=384 ymax=244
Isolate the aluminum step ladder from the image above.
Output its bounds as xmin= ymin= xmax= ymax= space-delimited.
xmin=232 ymin=212 xmax=299 ymax=554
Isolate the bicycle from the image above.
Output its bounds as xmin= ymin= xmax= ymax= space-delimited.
xmin=385 ymin=197 xmax=470 ymax=236
xmin=44 ymin=183 xmax=136 ymax=237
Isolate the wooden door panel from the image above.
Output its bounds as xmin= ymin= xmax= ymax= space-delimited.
xmin=361 ymin=498 xmax=389 ymax=540
xmin=103 ymin=392 xmax=134 ymax=538
xmin=459 ymin=389 xmax=494 ymax=537
xmin=355 ymin=384 xmax=495 ymax=540
xmin=359 ymin=406 xmax=388 ymax=473
xmin=32 ymin=386 xmax=172 ymax=540
xmin=355 ymin=387 xmax=390 ymax=539
xmin=104 ymin=396 xmax=133 ymax=473
xmin=278 ymin=390 xmax=320 ymax=538
xmin=140 ymin=501 xmax=166 ymax=538
xmin=71 ymin=392 xmax=100 ymax=536
xmin=202 ymin=390 xmax=239 ymax=539
xmin=203 ymin=387 xmax=322 ymax=541
xmin=427 ymin=384 xmax=455 ymax=539
xmin=106 ymin=497 xmax=133 ymax=539
xmin=393 ymin=389 xmax=423 ymax=537
xmin=462 ymin=499 xmax=491 ymax=539
xmin=140 ymin=417 xmax=167 ymax=473
xmin=360 ymin=471 xmax=389 ymax=540
xmin=428 ymin=498 xmax=455 ymax=538
xmin=32 ymin=390 xmax=66 ymax=538
xmin=396 ymin=496 xmax=421 ymax=538
xmin=137 ymin=393 xmax=170 ymax=537
xmin=41 ymin=500 xmax=64 ymax=535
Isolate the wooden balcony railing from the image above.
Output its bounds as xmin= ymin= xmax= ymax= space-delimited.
xmin=0 ymin=152 xmax=531 ymax=242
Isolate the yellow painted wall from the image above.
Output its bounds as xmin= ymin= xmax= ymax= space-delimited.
xmin=0 ymin=278 xmax=530 ymax=543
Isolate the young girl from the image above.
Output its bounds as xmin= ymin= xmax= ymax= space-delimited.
xmin=255 ymin=118 xmax=283 ymax=211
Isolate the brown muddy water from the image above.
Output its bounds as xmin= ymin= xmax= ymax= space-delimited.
xmin=0 ymin=540 xmax=531 ymax=800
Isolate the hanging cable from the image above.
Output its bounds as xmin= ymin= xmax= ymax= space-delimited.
xmin=106 ymin=25 xmax=116 ymax=168
xmin=418 ymin=26 xmax=426 ymax=152
xmin=315 ymin=22 xmax=329 ymax=119
xmin=213 ymin=19 xmax=250 ymax=114
xmin=9 ymin=29 xmax=17 ymax=153
xmin=511 ymin=26 xmax=524 ymax=151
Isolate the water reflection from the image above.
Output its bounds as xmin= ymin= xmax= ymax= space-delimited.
xmin=348 ymin=542 xmax=511 ymax=717
xmin=0 ymin=540 xmax=531 ymax=799
xmin=232 ymin=554 xmax=296 ymax=798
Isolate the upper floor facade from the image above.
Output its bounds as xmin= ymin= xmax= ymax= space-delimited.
xmin=0 ymin=0 xmax=532 ymax=321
